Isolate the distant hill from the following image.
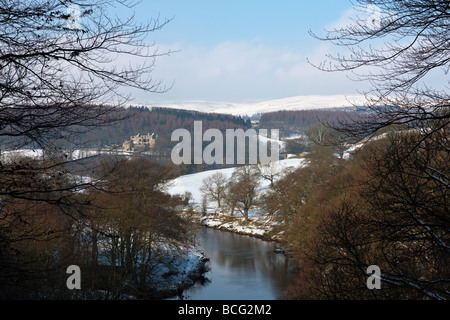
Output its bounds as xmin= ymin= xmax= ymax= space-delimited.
xmin=141 ymin=94 xmax=368 ymax=117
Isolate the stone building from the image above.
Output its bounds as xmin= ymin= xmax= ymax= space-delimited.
xmin=123 ymin=133 xmax=157 ymax=151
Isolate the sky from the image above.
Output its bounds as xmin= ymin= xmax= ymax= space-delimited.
xmin=112 ymin=1 xmax=371 ymax=104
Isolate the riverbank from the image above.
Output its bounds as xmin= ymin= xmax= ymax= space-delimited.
xmin=174 ymin=227 xmax=297 ymax=300
xmin=167 ymin=159 xmax=307 ymax=243
xmin=161 ymin=215 xmax=292 ymax=300
xmin=153 ymin=247 xmax=210 ymax=300
xmin=199 ymin=213 xmax=283 ymax=242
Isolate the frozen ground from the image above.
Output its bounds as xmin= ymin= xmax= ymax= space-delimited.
xmin=167 ymin=158 xmax=308 ymax=239
xmin=167 ymin=158 xmax=306 ymax=205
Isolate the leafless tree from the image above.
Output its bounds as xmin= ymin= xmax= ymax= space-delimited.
xmin=0 ymin=0 xmax=172 ymax=298
xmin=0 ymin=0 xmax=173 ymax=197
xmin=306 ymin=122 xmax=349 ymax=158
xmin=258 ymin=160 xmax=282 ymax=188
xmin=226 ymin=165 xmax=260 ymax=222
xmin=200 ymin=172 xmax=228 ymax=208
xmin=310 ymin=0 xmax=450 ymax=139
xmin=304 ymin=0 xmax=450 ymax=299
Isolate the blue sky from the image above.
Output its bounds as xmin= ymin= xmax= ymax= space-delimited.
xmin=137 ymin=1 xmax=347 ymax=47
xmin=114 ymin=1 xmax=370 ymax=103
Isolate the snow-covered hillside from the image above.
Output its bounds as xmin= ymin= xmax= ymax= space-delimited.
xmin=145 ymin=94 xmax=367 ymax=117
xmin=167 ymin=158 xmax=307 ymax=239
xmin=167 ymin=158 xmax=306 ymax=206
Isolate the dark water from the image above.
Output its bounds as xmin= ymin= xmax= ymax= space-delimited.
xmin=181 ymin=227 xmax=297 ymax=300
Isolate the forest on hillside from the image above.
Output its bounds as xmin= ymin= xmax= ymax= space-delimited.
xmin=258 ymin=109 xmax=364 ymax=137
xmin=75 ymin=106 xmax=252 ymax=148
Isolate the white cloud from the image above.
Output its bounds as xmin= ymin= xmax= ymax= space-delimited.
xmin=128 ymin=37 xmax=368 ymax=104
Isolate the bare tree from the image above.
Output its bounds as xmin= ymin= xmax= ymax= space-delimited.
xmin=306 ymin=122 xmax=349 ymax=158
xmin=0 ymin=0 xmax=173 ymax=198
xmin=86 ymin=158 xmax=189 ymax=298
xmin=226 ymin=165 xmax=260 ymax=222
xmin=0 ymin=0 xmax=172 ymax=298
xmin=0 ymin=0 xmax=172 ymax=145
xmin=200 ymin=172 xmax=228 ymax=208
xmin=258 ymin=160 xmax=282 ymax=188
xmin=309 ymin=0 xmax=450 ymax=139
xmin=302 ymin=0 xmax=450 ymax=299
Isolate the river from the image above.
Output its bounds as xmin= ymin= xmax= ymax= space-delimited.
xmin=179 ymin=227 xmax=298 ymax=300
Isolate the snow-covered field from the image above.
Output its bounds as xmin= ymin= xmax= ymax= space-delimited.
xmin=167 ymin=158 xmax=308 ymax=239
xmin=167 ymin=158 xmax=306 ymax=205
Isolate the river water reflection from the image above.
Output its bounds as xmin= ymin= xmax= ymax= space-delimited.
xmin=181 ymin=227 xmax=297 ymax=300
